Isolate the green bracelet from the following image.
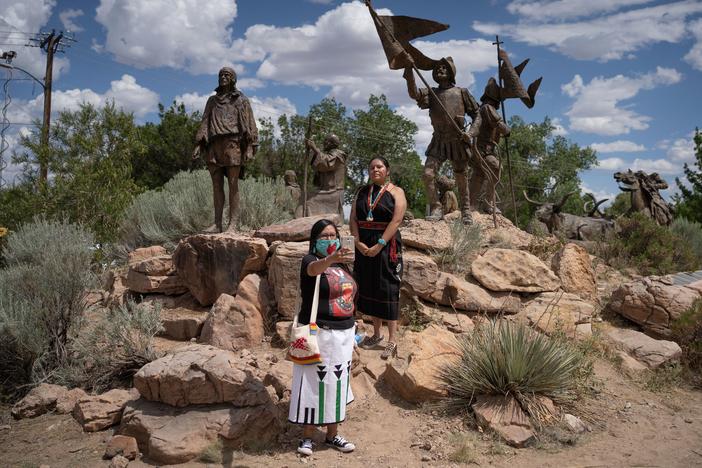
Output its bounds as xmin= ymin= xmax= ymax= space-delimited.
xmin=377 ymin=238 xmax=387 ymax=246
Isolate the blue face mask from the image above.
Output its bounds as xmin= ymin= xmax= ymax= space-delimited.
xmin=315 ymin=238 xmax=340 ymax=257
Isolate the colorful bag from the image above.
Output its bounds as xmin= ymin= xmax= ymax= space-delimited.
xmin=287 ymin=274 xmax=323 ymax=365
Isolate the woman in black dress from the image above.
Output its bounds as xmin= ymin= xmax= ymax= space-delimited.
xmin=350 ymin=157 xmax=407 ymax=359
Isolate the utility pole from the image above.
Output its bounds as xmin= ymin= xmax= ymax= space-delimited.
xmin=28 ymin=30 xmax=75 ymax=185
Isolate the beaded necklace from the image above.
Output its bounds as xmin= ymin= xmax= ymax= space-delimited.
xmin=366 ymin=182 xmax=390 ymax=221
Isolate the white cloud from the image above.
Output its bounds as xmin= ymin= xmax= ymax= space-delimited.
xmin=551 ymin=117 xmax=568 ymax=136
xmin=630 ymin=158 xmax=680 ymax=174
xmin=174 ymin=92 xmax=212 ymax=115
xmin=596 ymin=157 xmax=626 ymax=170
xmin=590 ymin=140 xmax=645 ymax=153
xmin=667 ymin=137 xmax=695 ymax=162
xmin=475 ymin=1 xmax=702 ymax=62
xmin=562 ymin=67 xmax=682 ymax=135
xmin=685 ymin=18 xmax=702 ymax=70
xmin=506 ymin=0 xmax=655 ymax=21
xmin=59 ymin=8 xmax=84 ymax=32
xmin=240 ymin=2 xmax=495 ymax=107
xmin=580 ymin=181 xmax=616 ymax=207
xmin=395 ymin=104 xmax=432 ymax=157
xmin=94 ymin=0 xmax=245 ymax=74
xmin=0 ymin=0 xmax=70 ymax=79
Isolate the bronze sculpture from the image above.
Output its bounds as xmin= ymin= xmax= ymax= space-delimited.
xmin=284 ymin=170 xmax=302 ymax=216
xmin=193 ymin=67 xmax=258 ymax=232
xmin=302 ymin=134 xmax=347 ymax=219
xmin=436 ymin=175 xmax=459 ymax=216
xmin=614 ymin=170 xmax=674 ymax=226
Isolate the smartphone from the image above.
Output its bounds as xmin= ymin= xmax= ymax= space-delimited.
xmin=341 ymin=235 xmax=355 ymax=251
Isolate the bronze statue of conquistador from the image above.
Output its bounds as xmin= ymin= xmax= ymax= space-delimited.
xmin=193 ymin=67 xmax=258 ymax=232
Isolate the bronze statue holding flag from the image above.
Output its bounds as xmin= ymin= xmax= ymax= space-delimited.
xmin=365 ymin=1 xmax=541 ymax=225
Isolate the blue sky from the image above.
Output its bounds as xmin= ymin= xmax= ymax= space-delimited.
xmin=1 ymin=0 xmax=701 ymax=204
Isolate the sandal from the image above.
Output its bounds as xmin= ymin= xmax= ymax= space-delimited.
xmin=380 ymin=341 xmax=397 ymax=360
xmin=360 ymin=334 xmax=384 ymax=349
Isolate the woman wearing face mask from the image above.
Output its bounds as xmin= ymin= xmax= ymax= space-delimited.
xmin=350 ymin=156 xmax=407 ymax=359
xmin=289 ymin=219 xmax=357 ymax=457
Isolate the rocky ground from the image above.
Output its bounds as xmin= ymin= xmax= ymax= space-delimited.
xmin=2 ymin=213 xmax=702 ymax=467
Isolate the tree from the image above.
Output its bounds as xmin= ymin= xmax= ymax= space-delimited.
xmin=674 ymin=128 xmax=702 ymax=223
xmin=13 ymin=102 xmax=143 ymax=243
xmin=500 ymin=116 xmax=597 ymax=226
xmin=132 ymin=102 xmax=202 ymax=189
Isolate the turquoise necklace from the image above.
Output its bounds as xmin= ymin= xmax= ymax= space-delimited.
xmin=366 ymin=182 xmax=389 ymax=221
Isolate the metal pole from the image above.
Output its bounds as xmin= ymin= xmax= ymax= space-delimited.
xmin=493 ymin=35 xmax=519 ymax=227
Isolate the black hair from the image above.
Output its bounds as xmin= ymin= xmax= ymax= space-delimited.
xmin=368 ymin=156 xmax=390 ymax=170
xmin=308 ymin=219 xmax=340 ymax=254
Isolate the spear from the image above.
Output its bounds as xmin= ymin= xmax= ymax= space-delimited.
xmin=493 ymin=35 xmax=519 ymax=227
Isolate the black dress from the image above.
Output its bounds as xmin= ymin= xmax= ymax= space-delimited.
xmin=353 ymin=183 xmax=403 ymax=321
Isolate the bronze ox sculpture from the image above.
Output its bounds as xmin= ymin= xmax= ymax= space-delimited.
xmin=523 ymin=191 xmax=615 ymax=241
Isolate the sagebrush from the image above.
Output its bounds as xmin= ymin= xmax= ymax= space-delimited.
xmin=119 ymin=170 xmax=292 ymax=249
xmin=671 ymin=298 xmax=702 ymax=388
xmin=670 ymin=218 xmax=702 ymax=264
xmin=0 ymin=218 xmax=95 ymax=397
xmin=431 ymin=220 xmax=481 ymax=273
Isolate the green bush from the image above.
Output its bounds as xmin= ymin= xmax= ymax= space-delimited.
xmin=671 ymin=298 xmax=702 ymax=388
xmin=441 ymin=320 xmax=587 ymax=412
xmin=119 ymin=170 xmax=292 ymax=249
xmin=431 ymin=220 xmax=481 ymax=274
xmin=0 ymin=218 xmax=95 ymax=397
xmin=600 ymin=213 xmax=700 ymax=275
xmin=670 ymin=218 xmax=702 ymax=264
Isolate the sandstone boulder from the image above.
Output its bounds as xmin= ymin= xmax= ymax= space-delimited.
xmin=605 ymin=327 xmax=682 ymax=368
xmin=200 ymin=274 xmax=272 ymax=351
xmin=73 ymin=388 xmax=139 ymax=432
xmin=268 ymin=242 xmax=308 ymax=319
xmin=133 ymin=344 xmax=269 ymax=407
xmin=105 ymin=435 xmax=139 ymax=460
xmin=119 ymin=398 xmax=280 ymax=465
xmin=11 ymin=384 xmax=86 ymax=419
xmin=273 ymin=321 xmax=292 ymax=347
xmin=422 ymin=271 xmax=522 ymax=315
xmin=128 ymin=246 xmax=168 ymax=265
xmin=472 ymin=212 xmax=536 ymax=249
xmin=472 ymin=394 xmax=535 ymax=447
xmin=521 ymin=292 xmax=595 ymax=338
xmin=126 ymin=270 xmax=187 ymax=295
xmin=472 ymin=248 xmax=560 ymax=293
xmin=384 ymin=324 xmax=459 ymax=403
xmin=105 ymin=270 xmax=132 ymax=306
xmin=141 ymin=293 xmax=208 ymax=341
xmin=551 ymin=243 xmax=597 ymax=300
xmin=608 ymin=275 xmax=702 ymax=337
xmin=402 ymin=251 xmax=439 ymax=297
xmin=173 ymin=233 xmax=268 ymax=306
xmin=401 ymin=219 xmax=452 ymax=252
xmin=108 ymin=455 xmax=130 ymax=468
xmin=263 ymin=360 xmax=293 ymax=400
xmin=254 ymin=214 xmax=342 ymax=243
xmin=130 ymin=255 xmax=174 ymax=276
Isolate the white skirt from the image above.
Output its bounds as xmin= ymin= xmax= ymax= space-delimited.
xmin=288 ymin=327 xmax=355 ymax=425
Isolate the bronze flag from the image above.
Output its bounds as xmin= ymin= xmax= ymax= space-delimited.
xmin=498 ymin=49 xmax=542 ymax=108
xmin=366 ymin=1 xmax=448 ymax=70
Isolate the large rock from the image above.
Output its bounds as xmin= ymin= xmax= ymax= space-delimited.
xmin=128 ymin=246 xmax=168 ymax=265
xmin=605 ymin=327 xmax=682 ymax=369
xmin=384 ymin=324 xmax=459 ymax=403
xmin=268 ymin=242 xmax=308 ymax=319
xmin=402 ymin=219 xmax=452 ymax=252
xmin=130 ymin=255 xmax=174 ymax=276
xmin=11 ymin=384 xmax=86 ymax=419
xmin=608 ymin=275 xmax=702 ymax=337
xmin=472 ymin=212 xmax=536 ymax=250
xmin=105 ymin=270 xmax=132 ymax=306
xmin=422 ymin=271 xmax=522 ymax=315
xmin=142 ymin=293 xmax=208 ymax=341
xmin=133 ymin=344 xmax=269 ymax=407
xmin=119 ymin=398 xmax=280 ymax=465
xmin=200 ymin=274 xmax=272 ymax=351
xmin=263 ymin=360 xmax=293 ymax=400
xmin=402 ymin=251 xmax=439 ymax=297
xmin=126 ymin=270 xmax=187 ymax=295
xmin=471 ymin=248 xmax=560 ymax=293
xmin=173 ymin=233 xmax=268 ymax=306
xmin=551 ymin=243 xmax=597 ymax=301
xmin=105 ymin=435 xmax=139 ymax=460
xmin=254 ymin=214 xmax=342 ymax=243
xmin=472 ymin=394 xmax=535 ymax=447
xmin=521 ymin=292 xmax=595 ymax=338
xmin=73 ymin=389 xmax=139 ymax=432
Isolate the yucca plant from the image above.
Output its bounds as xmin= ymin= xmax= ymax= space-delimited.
xmin=441 ymin=319 xmax=587 ymax=414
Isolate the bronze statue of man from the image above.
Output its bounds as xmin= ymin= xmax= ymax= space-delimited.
xmin=193 ymin=67 xmax=258 ymax=232
xmin=283 ymin=170 xmax=302 ymax=215
xmin=466 ymin=78 xmax=510 ymax=214
xmin=304 ymin=134 xmax=347 ymax=218
xmin=403 ymin=57 xmax=479 ymax=223
xmin=436 ymin=175 xmax=459 ymax=215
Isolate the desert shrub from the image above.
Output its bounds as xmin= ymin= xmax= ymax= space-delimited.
xmin=0 ymin=218 xmax=95 ymax=397
xmin=671 ymin=298 xmax=702 ymax=387
xmin=441 ymin=320 xmax=587 ymax=413
xmin=599 ymin=213 xmax=699 ymax=275
xmin=670 ymin=218 xmax=702 ymax=264
xmin=432 ymin=220 xmax=481 ymax=273
xmin=57 ymin=300 xmax=163 ymax=392
xmin=119 ymin=170 xmax=292 ymax=249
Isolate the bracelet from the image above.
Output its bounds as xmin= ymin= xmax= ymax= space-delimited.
xmin=377 ymin=238 xmax=387 ymax=246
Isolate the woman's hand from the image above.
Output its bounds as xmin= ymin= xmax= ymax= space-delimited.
xmin=365 ymin=243 xmax=383 ymax=257
xmin=356 ymin=241 xmax=370 ymax=256
xmin=329 ymin=247 xmax=355 ymax=264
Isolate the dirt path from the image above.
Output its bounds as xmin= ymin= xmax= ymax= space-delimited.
xmin=2 ymin=356 xmax=702 ymax=468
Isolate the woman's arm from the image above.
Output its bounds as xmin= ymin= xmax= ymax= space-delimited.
xmin=365 ymin=186 xmax=407 ymax=258
xmin=350 ymin=191 xmax=370 ymax=255
xmin=306 ymin=248 xmax=355 ymax=276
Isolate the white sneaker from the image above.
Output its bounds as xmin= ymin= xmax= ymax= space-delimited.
xmin=297 ymin=438 xmax=313 ymax=456
xmin=325 ymin=435 xmax=355 ymax=453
